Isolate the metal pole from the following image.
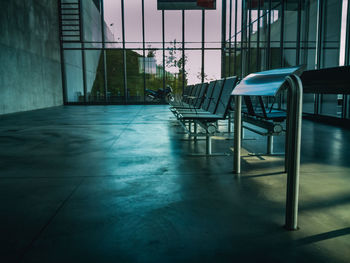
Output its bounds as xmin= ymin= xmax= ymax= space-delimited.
xmin=285 ymin=75 xmax=303 ymax=231
xmin=267 ymin=135 xmax=273 ymax=154
xmin=233 ymin=96 xmax=242 ymax=174
xmin=194 ymin=122 xmax=197 ymax=141
xmin=121 ymin=0 xmax=127 ymax=103
xmin=206 ymin=133 xmax=212 ymax=155
xmin=221 ymin=0 xmax=227 ymax=78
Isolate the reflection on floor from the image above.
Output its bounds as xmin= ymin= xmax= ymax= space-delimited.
xmin=0 ymin=105 xmax=349 ymax=262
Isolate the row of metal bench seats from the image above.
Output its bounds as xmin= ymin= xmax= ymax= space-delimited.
xmin=170 ymin=76 xmax=238 ymax=124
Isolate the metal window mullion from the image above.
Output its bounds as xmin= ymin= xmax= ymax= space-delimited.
xmin=241 ymin=0 xmax=247 ymax=77
xmin=346 ymin=0 xmax=350 ymax=65
xmin=315 ymin=0 xmax=324 ymax=70
xmin=142 ymin=0 xmax=146 ymax=102
xmin=301 ymin=0 xmax=310 ymax=66
xmin=162 ymin=10 xmax=165 ymax=90
xmin=79 ymin=0 xmax=87 ymax=103
xmin=266 ymin=0 xmax=272 ymax=70
xmin=256 ymin=0 xmax=261 ymax=72
xmin=182 ymin=10 xmax=185 ymax=92
xmin=234 ymin=0 xmax=237 ymax=76
xmin=121 ymin=0 xmax=127 ymax=104
xmin=100 ymin=0 xmax=107 ymax=102
xmin=315 ymin=0 xmax=324 ymax=115
xmin=228 ymin=0 xmax=232 ymax=76
xmin=221 ymin=0 xmax=227 ymax=78
xmin=296 ymin=0 xmax=302 ymax=65
xmin=247 ymin=0 xmax=251 ymax=74
xmin=280 ymin=0 xmax=285 ymax=67
xmin=201 ymin=10 xmax=205 ymax=83
xmin=58 ymin=0 xmax=67 ymax=104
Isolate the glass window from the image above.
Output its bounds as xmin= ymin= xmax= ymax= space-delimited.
xmin=185 ymin=10 xmax=202 ymax=49
xmin=164 ymin=11 xmax=182 ymax=49
xmin=126 ymin=50 xmax=144 ymax=102
xmin=205 ymin=50 xmax=221 ymax=81
xmin=64 ymin=50 xmax=84 ymax=102
xmin=319 ymin=0 xmax=343 ymax=117
xmin=103 ymin=0 xmax=123 ymax=48
xmin=144 ymin=49 xmax=164 ymax=94
xmin=301 ymin=0 xmax=317 ymax=69
xmin=81 ymin=0 xmax=102 ymax=48
xmin=185 ymin=50 xmax=202 ymax=85
xmin=124 ymin=0 xmax=143 ymax=49
xmin=144 ymin=0 xmax=162 ymax=49
xmin=205 ymin=0 xmax=222 ymax=48
xmin=106 ymin=49 xmax=125 ymax=102
xmin=85 ymin=50 xmax=105 ymax=102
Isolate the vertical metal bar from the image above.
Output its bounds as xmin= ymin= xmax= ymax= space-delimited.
xmin=162 ymin=10 xmax=166 ymax=90
xmin=221 ymin=0 xmax=227 ymax=78
xmin=228 ymin=112 xmax=232 ymax=133
xmin=79 ymin=0 xmax=87 ymax=103
xmin=280 ymin=0 xmax=285 ymax=67
xmin=343 ymin=95 xmax=348 ymax=118
xmin=346 ymin=0 xmax=350 ymax=65
xmin=315 ymin=0 xmax=323 ymax=70
xmin=266 ymin=0 xmax=272 ymax=69
xmin=57 ymin=0 xmax=67 ymax=104
xmin=142 ymin=0 xmax=146 ymax=102
xmin=194 ymin=122 xmax=197 ymax=141
xmin=233 ymin=96 xmax=242 ymax=174
xmin=182 ymin=10 xmax=185 ymax=93
xmin=256 ymin=0 xmax=261 ymax=72
xmin=241 ymin=0 xmax=247 ymax=77
xmin=121 ymin=0 xmax=127 ymax=104
xmin=285 ymin=75 xmax=303 ymax=231
xmin=296 ymin=0 xmax=302 ymax=65
xmin=234 ymin=0 xmax=238 ymax=76
xmin=228 ymin=0 xmax=232 ymax=76
xmin=314 ymin=0 xmax=324 ymax=115
xmin=201 ymin=10 xmax=205 ymax=83
xmin=100 ymin=0 xmax=108 ymax=102
xmin=267 ymin=135 xmax=273 ymax=154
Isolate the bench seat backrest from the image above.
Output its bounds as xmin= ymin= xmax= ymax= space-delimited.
xmin=194 ymin=83 xmax=208 ymax=108
xmin=207 ymin=79 xmax=225 ymax=114
xmin=201 ymin=81 xmax=217 ymax=111
xmin=214 ymin=76 xmax=238 ymax=118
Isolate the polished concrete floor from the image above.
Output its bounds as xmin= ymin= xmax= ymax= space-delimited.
xmin=0 ymin=105 xmax=349 ymax=263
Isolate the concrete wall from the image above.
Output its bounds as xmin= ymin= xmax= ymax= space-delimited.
xmin=0 ymin=0 xmax=63 ymax=115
